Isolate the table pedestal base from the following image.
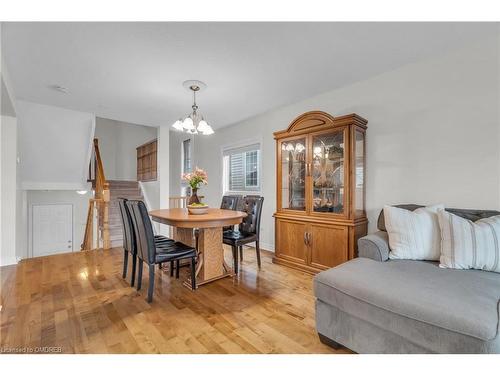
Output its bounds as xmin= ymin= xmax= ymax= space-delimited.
xmin=173 ymin=227 xmax=234 ymax=290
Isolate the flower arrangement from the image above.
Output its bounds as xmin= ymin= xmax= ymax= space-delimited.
xmin=182 ymin=167 xmax=208 ymax=190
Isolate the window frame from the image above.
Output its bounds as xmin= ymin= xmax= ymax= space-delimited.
xmin=221 ymin=138 xmax=262 ymax=195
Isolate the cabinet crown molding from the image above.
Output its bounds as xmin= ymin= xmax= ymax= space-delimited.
xmin=274 ymin=111 xmax=367 ymax=139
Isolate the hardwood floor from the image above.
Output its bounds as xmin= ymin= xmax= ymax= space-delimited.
xmin=0 ymin=246 xmax=350 ymax=354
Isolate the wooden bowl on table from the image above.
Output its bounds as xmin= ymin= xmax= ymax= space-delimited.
xmin=187 ymin=204 xmax=209 ymax=215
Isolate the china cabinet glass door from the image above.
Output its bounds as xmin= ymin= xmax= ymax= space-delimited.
xmin=311 ymin=129 xmax=346 ymax=215
xmin=280 ymin=138 xmax=307 ymax=211
xmin=354 ymin=129 xmax=365 ymax=217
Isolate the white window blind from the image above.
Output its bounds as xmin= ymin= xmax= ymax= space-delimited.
xmin=223 ymin=143 xmax=260 ymax=193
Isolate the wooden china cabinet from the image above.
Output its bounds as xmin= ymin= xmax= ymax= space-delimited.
xmin=273 ymin=111 xmax=368 ymax=274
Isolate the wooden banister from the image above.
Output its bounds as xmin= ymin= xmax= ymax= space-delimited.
xmin=81 ymin=139 xmax=110 ymax=251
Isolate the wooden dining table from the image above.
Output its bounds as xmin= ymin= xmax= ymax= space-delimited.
xmin=149 ymin=208 xmax=247 ymax=289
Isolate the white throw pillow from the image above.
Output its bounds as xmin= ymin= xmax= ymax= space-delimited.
xmin=384 ymin=204 xmax=444 ymax=261
xmin=437 ymin=210 xmax=500 ymax=273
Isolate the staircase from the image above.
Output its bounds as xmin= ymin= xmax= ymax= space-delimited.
xmin=108 ymin=180 xmax=143 ymax=248
xmin=82 ymin=139 xmax=111 ymax=251
xmin=82 ymin=138 xmax=146 ymax=251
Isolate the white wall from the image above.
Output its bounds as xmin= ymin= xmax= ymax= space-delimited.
xmin=1 ymin=78 xmax=16 ymax=117
xmin=1 ymin=30 xmax=21 ymax=265
xmin=16 ymin=107 xmax=27 ymax=261
xmin=26 ymin=190 xmax=92 ymax=258
xmin=169 ymin=130 xmax=191 ymax=196
xmin=16 ymin=189 xmax=27 ymax=260
xmin=17 ymin=100 xmax=95 ymax=190
xmin=94 ymin=117 xmax=157 ymax=180
xmin=1 ymin=116 xmax=18 ymax=265
xmin=158 ymin=124 xmax=170 ymax=236
xmin=140 ymin=180 xmax=160 ymax=209
xmin=170 ymin=36 xmax=500 ymax=251
xmin=140 ymin=180 xmax=160 ymax=233
xmin=498 ymin=29 xmax=500 ymax=211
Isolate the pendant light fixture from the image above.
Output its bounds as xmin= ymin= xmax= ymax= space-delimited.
xmin=172 ymin=80 xmax=214 ymax=135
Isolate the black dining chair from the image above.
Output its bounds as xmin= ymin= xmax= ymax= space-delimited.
xmin=117 ymin=198 xmax=137 ymax=285
xmin=220 ymin=195 xmax=243 ymax=231
xmin=194 ymin=195 xmax=243 ymax=251
xmin=126 ymin=200 xmax=197 ymax=302
xmin=223 ymin=196 xmax=264 ymax=274
xmin=117 ymin=198 xmax=175 ymax=286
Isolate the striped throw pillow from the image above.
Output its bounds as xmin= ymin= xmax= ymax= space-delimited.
xmin=384 ymin=204 xmax=444 ymax=261
xmin=438 ymin=210 xmax=500 ymax=273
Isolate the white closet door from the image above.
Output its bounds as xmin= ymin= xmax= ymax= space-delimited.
xmin=33 ymin=204 xmax=73 ymax=257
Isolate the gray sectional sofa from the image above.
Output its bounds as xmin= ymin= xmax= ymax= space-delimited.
xmin=314 ymin=205 xmax=500 ymax=354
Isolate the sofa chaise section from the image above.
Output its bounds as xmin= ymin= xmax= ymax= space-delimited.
xmin=314 ymin=206 xmax=500 ymax=354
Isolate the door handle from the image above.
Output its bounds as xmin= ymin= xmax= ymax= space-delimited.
xmin=304 ymin=232 xmax=312 ymax=246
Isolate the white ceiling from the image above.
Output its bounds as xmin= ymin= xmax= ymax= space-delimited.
xmin=2 ymin=22 xmax=497 ymax=128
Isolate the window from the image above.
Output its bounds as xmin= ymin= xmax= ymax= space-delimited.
xmin=136 ymin=139 xmax=157 ymax=181
xmin=182 ymin=139 xmax=192 ymax=174
xmin=181 ymin=138 xmax=192 ymax=196
xmin=223 ymin=143 xmax=261 ymax=193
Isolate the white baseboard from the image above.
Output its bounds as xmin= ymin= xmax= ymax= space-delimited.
xmin=0 ymin=257 xmax=19 ymax=267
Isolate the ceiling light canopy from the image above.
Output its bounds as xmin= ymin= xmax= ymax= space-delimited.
xmin=51 ymin=84 xmax=69 ymax=94
xmin=172 ymin=80 xmax=214 ymax=135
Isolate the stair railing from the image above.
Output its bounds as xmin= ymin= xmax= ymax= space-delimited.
xmin=81 ymin=138 xmax=111 ymax=250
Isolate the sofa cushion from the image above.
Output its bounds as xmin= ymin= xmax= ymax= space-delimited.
xmin=314 ymin=258 xmax=500 ymax=341
xmin=384 ymin=204 xmax=443 ymax=261
xmin=438 ymin=210 xmax=500 ymax=273
xmin=377 ymin=205 xmax=500 ymax=232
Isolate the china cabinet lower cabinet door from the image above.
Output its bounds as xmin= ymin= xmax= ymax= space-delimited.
xmin=276 ymin=219 xmax=308 ymax=265
xmin=309 ymin=223 xmax=348 ymax=269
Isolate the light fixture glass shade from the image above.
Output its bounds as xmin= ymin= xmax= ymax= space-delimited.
xmin=182 ymin=117 xmax=194 ymax=130
xmin=172 ymin=119 xmax=183 ymax=130
xmin=197 ymin=119 xmax=209 ymax=132
xmin=285 ymin=143 xmax=294 ymax=152
xmin=201 ymin=124 xmax=214 ymax=135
